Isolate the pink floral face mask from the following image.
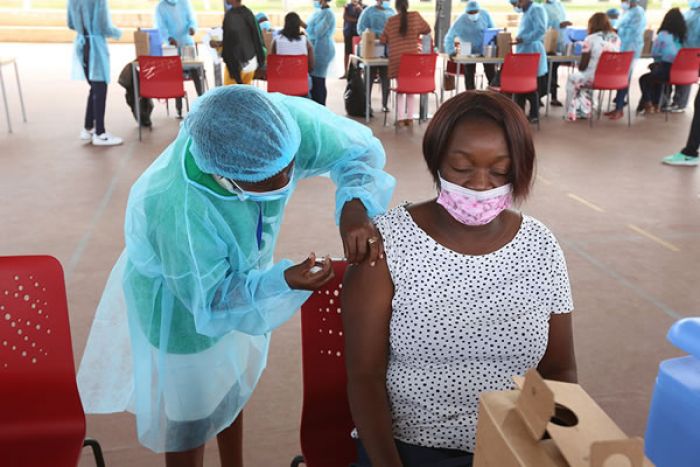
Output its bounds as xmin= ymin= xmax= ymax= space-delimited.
xmin=436 ymin=176 xmax=513 ymax=226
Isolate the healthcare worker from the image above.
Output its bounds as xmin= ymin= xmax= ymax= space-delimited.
xmin=607 ymin=8 xmax=620 ymax=28
xmin=77 ymin=85 xmax=395 ymax=467
xmin=671 ymin=0 xmax=700 ymax=111
xmin=67 ymin=0 xmax=123 ymax=146
xmin=444 ymin=0 xmax=496 ymax=90
xmin=358 ymin=0 xmax=395 ymax=113
xmin=155 ymin=0 xmax=203 ymax=119
xmin=605 ymin=0 xmax=646 ymax=120
xmin=543 ymin=0 xmax=572 ymax=106
xmin=511 ymin=0 xmax=548 ymax=123
xmin=256 ymin=12 xmax=272 ymax=31
xmin=306 ymin=0 xmax=336 ymax=105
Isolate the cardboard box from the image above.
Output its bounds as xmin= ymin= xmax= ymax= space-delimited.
xmin=134 ymin=29 xmax=150 ymax=58
xmin=474 ymin=369 xmax=654 ymax=467
xmin=642 ymin=30 xmax=654 ymax=57
xmin=262 ymin=30 xmax=273 ymax=54
xmin=544 ymin=28 xmax=559 ymax=54
xmin=497 ymin=32 xmax=512 ymax=58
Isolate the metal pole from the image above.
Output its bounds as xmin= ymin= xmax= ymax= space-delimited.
xmin=434 ymin=0 xmax=452 ymax=54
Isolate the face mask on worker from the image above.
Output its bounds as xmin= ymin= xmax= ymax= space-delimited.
xmin=165 ymin=0 xmax=178 ymax=5
xmin=691 ymin=0 xmax=700 ymax=9
xmin=468 ymin=12 xmax=480 ymax=22
xmin=313 ymin=0 xmax=321 ymax=8
xmin=383 ymin=1 xmax=391 ymax=8
xmin=621 ymin=1 xmax=630 ymax=10
xmin=216 ymin=167 xmax=295 ymax=202
xmin=436 ymin=176 xmax=513 ymax=226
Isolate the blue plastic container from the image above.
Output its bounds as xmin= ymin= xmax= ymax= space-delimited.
xmin=566 ymin=27 xmax=587 ymax=43
xmin=482 ymin=27 xmax=501 ymax=49
xmin=141 ymin=28 xmax=163 ymax=56
xmin=645 ymin=318 xmax=700 ymax=467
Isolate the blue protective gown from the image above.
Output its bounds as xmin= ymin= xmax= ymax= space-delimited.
xmin=306 ymin=7 xmax=336 ymax=78
xmin=685 ymin=8 xmax=700 ymax=47
xmin=617 ymin=5 xmax=647 ymax=57
xmin=67 ymin=0 xmax=122 ymax=83
xmin=516 ymin=2 xmax=548 ymax=77
xmin=444 ymin=9 xmax=495 ymax=55
xmin=357 ymin=4 xmax=396 ymax=36
xmin=155 ymin=0 xmax=198 ymax=47
xmin=543 ymin=0 xmax=567 ymax=53
xmin=76 ymin=92 xmax=395 ymax=453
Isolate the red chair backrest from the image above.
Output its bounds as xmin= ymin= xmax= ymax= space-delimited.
xmin=137 ymin=55 xmax=186 ymax=99
xmin=669 ymin=48 xmax=700 ymax=86
xmin=446 ymin=59 xmax=466 ymax=76
xmin=298 ymin=260 xmax=356 ymax=467
xmin=591 ymin=51 xmax=635 ymax=90
xmin=395 ymin=53 xmax=438 ymax=94
xmin=352 ymin=36 xmax=361 ymax=55
xmin=499 ymin=53 xmax=540 ymax=94
xmin=267 ymin=54 xmax=309 ymax=97
xmin=0 ymin=256 xmax=86 ymax=467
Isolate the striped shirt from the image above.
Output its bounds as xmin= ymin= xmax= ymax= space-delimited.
xmin=381 ymin=11 xmax=431 ymax=78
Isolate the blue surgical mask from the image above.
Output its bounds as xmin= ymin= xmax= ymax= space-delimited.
xmin=468 ymin=12 xmax=480 ymax=22
xmin=218 ymin=167 xmax=295 ymax=202
xmin=691 ymin=0 xmax=700 ymax=9
xmin=383 ymin=1 xmax=391 ymax=9
xmin=313 ymin=1 xmax=321 ymax=8
xmin=621 ymin=2 xmax=629 ymax=10
xmin=514 ymin=6 xmax=523 ymax=13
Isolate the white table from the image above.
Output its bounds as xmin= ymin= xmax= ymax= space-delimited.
xmin=349 ymin=54 xmax=389 ymax=123
xmin=440 ymin=54 xmax=504 ymax=102
xmin=0 ymin=56 xmax=27 ymax=134
xmin=545 ymin=55 xmax=580 ymax=116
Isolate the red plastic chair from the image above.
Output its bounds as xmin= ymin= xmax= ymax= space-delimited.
xmin=384 ymin=53 xmax=439 ymax=127
xmin=491 ymin=53 xmax=540 ymax=128
xmin=266 ymin=54 xmax=310 ymax=97
xmin=660 ymin=48 xmax=700 ymax=120
xmin=0 ymin=256 xmax=104 ymax=467
xmin=136 ymin=55 xmax=188 ymax=141
xmin=291 ymin=260 xmax=356 ymax=467
xmin=587 ymin=51 xmax=635 ymax=127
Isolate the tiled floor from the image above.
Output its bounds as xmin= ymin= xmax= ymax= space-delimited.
xmin=1 ymin=42 xmax=698 ymax=466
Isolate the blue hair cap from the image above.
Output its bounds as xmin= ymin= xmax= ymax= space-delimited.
xmin=466 ymin=0 xmax=480 ymax=11
xmin=184 ymin=86 xmax=300 ymax=182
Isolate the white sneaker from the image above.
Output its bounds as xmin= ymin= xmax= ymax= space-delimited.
xmin=92 ymin=132 xmax=124 ymax=146
xmin=80 ymin=128 xmax=94 ymax=141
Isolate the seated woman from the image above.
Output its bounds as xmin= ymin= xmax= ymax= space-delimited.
xmin=637 ymin=8 xmax=686 ymax=115
xmin=343 ymin=91 xmax=577 ymax=467
xmin=271 ymin=11 xmax=315 ymax=74
xmin=564 ymin=12 xmax=620 ymax=121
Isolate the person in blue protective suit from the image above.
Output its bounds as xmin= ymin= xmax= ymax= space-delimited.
xmin=76 ymin=85 xmax=395 ymax=467
xmin=671 ymin=0 xmax=700 ymax=111
xmin=306 ymin=0 xmax=336 ymax=105
xmin=256 ymin=12 xmax=271 ymax=31
xmin=67 ymin=0 xmax=123 ymax=146
xmin=543 ymin=0 xmax=572 ymax=106
xmin=155 ymin=0 xmax=203 ymax=119
xmin=444 ymin=0 xmax=496 ymax=90
xmin=358 ymin=0 xmax=396 ymax=113
xmin=511 ymin=0 xmax=549 ymax=123
xmin=605 ymin=0 xmax=646 ymax=120
xmin=607 ymin=8 xmax=620 ymax=28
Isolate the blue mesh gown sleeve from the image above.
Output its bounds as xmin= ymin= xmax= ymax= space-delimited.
xmin=270 ymin=93 xmax=396 ymax=224
xmin=68 ymin=0 xmax=121 ymax=82
xmin=617 ymin=6 xmax=646 ymax=57
xmin=685 ymin=8 xmax=700 ymax=47
xmin=483 ymin=9 xmax=495 ymax=28
xmin=516 ymin=3 xmax=548 ymax=76
xmin=357 ymin=5 xmax=395 ymax=35
xmin=306 ymin=8 xmax=336 ymax=78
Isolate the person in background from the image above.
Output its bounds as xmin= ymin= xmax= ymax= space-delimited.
xmin=343 ymin=91 xmax=576 ymax=467
xmin=256 ymin=12 xmax=272 ymax=31
xmin=564 ymin=13 xmax=620 ymax=121
xmin=662 ymin=87 xmax=700 ymax=166
xmin=272 ymin=12 xmax=315 ymax=74
xmin=155 ymin=0 xmax=203 ymax=119
xmin=607 ymin=7 xmax=620 ymax=28
xmin=444 ymin=0 xmax=496 ymax=90
xmin=218 ymin=0 xmax=266 ymax=85
xmin=543 ymin=0 xmax=572 ymax=106
xmin=604 ymin=0 xmax=646 ymax=120
xmin=77 ymin=85 xmax=395 ymax=467
xmin=511 ymin=0 xmax=549 ymax=123
xmin=670 ymin=0 xmax=700 ymax=111
xmin=380 ymin=0 xmax=430 ymax=127
xmin=343 ymin=0 xmax=365 ymax=77
xmin=358 ymin=0 xmax=396 ymax=113
xmin=67 ymin=0 xmax=123 ymax=146
xmin=636 ymin=8 xmax=686 ymax=115
xmin=306 ymin=0 xmax=336 ymax=105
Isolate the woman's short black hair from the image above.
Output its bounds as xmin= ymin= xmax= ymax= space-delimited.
xmin=422 ymin=91 xmax=535 ymax=202
xmin=281 ymin=12 xmax=303 ymax=41
xmin=659 ymin=7 xmax=687 ymax=43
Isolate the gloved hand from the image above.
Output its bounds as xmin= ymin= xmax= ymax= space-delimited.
xmin=285 ymin=254 xmax=335 ymax=290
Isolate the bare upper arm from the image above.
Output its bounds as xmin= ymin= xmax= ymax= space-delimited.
xmin=537 ymin=312 xmax=577 ymax=383
xmin=342 ymin=257 xmax=395 ymax=380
